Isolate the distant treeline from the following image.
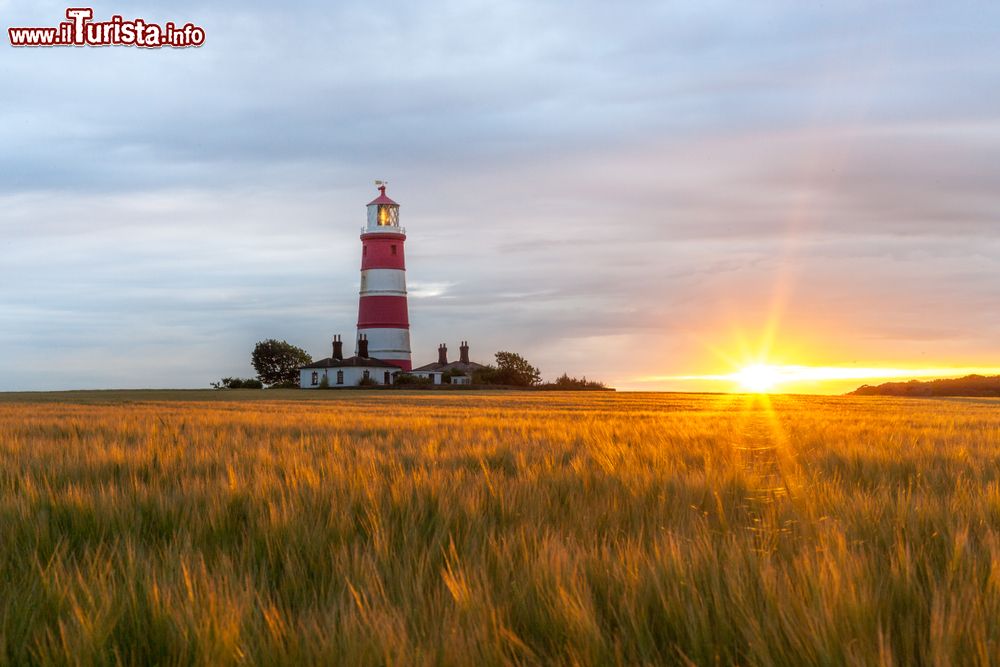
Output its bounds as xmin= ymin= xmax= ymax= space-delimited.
xmin=536 ymin=373 xmax=612 ymax=391
xmin=850 ymin=374 xmax=1000 ymax=397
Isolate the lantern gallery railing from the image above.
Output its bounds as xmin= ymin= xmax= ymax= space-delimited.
xmin=361 ymin=226 xmax=406 ymax=235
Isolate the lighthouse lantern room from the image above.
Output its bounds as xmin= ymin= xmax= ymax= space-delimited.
xmin=368 ymin=180 xmax=400 ymax=228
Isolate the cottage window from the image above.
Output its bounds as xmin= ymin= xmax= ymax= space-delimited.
xmin=336 ymin=370 xmax=344 ymax=385
xmin=363 ymin=370 xmax=370 ymax=380
xmin=384 ymin=371 xmax=391 ymax=385
xmin=311 ymin=372 xmax=318 ymax=386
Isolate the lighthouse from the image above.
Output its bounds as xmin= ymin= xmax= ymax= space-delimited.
xmin=356 ymin=182 xmax=412 ymax=370
xmin=299 ymin=181 xmax=492 ymax=389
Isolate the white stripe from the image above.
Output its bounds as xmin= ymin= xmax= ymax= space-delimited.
xmin=359 ymin=269 xmax=407 ymax=297
xmin=357 ymin=327 xmax=411 ymax=359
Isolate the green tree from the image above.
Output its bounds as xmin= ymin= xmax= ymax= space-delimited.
xmin=251 ymin=339 xmax=312 ymax=387
xmin=493 ymin=351 xmax=541 ymax=386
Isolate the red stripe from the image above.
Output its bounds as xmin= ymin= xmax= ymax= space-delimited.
xmin=361 ymin=236 xmax=406 ymax=270
xmin=357 ymin=295 xmax=409 ymax=328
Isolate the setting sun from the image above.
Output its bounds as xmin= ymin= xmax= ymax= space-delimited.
xmin=733 ymin=364 xmax=782 ymax=392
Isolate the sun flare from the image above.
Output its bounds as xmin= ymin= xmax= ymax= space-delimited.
xmin=649 ymin=364 xmax=1000 ymax=394
xmin=733 ymin=364 xmax=782 ymax=392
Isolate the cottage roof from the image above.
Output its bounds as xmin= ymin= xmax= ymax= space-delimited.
xmin=301 ymin=355 xmax=402 ymax=370
xmin=411 ymin=360 xmax=486 ymax=374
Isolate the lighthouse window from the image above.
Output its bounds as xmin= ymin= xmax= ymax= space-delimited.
xmin=377 ymin=205 xmax=398 ymax=226
xmin=391 ymin=245 xmax=397 ymax=255
xmin=363 ymin=246 xmax=368 ymax=257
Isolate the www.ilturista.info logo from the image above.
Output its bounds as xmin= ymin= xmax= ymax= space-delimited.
xmin=8 ymin=8 xmax=205 ymax=48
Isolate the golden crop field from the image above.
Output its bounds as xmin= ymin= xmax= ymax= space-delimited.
xmin=2 ymin=390 xmax=1000 ymax=666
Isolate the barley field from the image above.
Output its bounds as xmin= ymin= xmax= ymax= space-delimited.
xmin=1 ymin=390 xmax=999 ymax=666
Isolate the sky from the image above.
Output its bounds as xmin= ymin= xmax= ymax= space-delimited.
xmin=2 ymin=0 xmax=999 ymax=392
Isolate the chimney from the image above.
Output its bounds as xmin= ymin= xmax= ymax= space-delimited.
xmin=358 ymin=334 xmax=369 ymax=358
xmin=332 ymin=334 xmax=343 ymax=361
xmin=438 ymin=343 xmax=448 ymax=365
xmin=460 ymin=340 xmax=470 ymax=364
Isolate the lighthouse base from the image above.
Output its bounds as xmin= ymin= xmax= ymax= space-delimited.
xmin=357 ymin=327 xmax=412 ymax=371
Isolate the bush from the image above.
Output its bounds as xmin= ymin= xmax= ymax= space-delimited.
xmin=472 ymin=366 xmax=495 ymax=384
xmin=357 ymin=376 xmax=378 ymax=387
xmin=393 ymin=373 xmax=432 ymax=386
xmin=211 ymin=377 xmax=264 ymax=389
xmin=318 ymin=374 xmax=330 ymax=389
xmin=268 ymin=381 xmax=299 ymax=389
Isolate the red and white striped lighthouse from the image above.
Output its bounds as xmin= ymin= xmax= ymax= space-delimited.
xmin=356 ymin=182 xmax=412 ymax=370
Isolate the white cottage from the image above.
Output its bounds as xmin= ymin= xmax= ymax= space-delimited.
xmin=299 ymin=335 xmax=403 ymax=388
xmin=411 ymin=341 xmax=485 ymax=384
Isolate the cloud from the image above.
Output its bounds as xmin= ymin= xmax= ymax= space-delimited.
xmin=408 ymin=282 xmax=454 ymax=298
